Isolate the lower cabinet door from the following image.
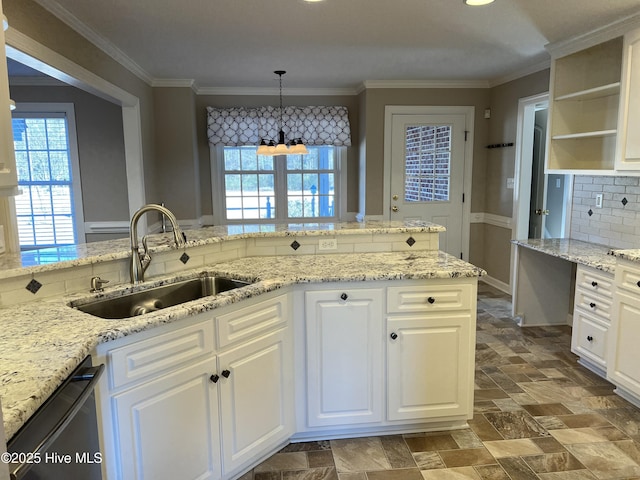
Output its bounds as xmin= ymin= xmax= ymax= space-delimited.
xmin=608 ymin=291 xmax=640 ymax=395
xmin=112 ymin=357 xmax=221 ymax=480
xmin=387 ymin=314 xmax=472 ymax=421
xmin=217 ymin=328 xmax=294 ymax=475
xmin=305 ymin=288 xmax=384 ymax=427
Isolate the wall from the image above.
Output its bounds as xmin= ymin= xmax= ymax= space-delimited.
xmin=195 ymin=94 xmax=361 ymax=219
xmin=477 ymin=69 xmax=550 ymax=286
xmin=10 ymin=85 xmax=129 ymax=232
xmin=360 ymin=88 xmax=491 ymax=217
xmin=4 ymin=0 xmax=158 ymax=205
xmin=570 ymin=175 xmax=640 ymax=248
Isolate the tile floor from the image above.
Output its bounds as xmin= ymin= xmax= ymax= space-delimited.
xmin=240 ymin=282 xmax=640 ymax=480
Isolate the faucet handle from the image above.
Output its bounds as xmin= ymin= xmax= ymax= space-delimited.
xmin=90 ymin=276 xmax=110 ymax=293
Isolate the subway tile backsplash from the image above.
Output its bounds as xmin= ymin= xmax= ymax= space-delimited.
xmin=571 ymin=176 xmax=640 ymax=248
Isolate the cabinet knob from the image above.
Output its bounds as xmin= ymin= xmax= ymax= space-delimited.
xmin=427 ymin=297 xmax=435 ymax=304
xmin=637 ymin=281 xmax=640 ymax=288
xmin=210 ymin=374 xmax=220 ymax=383
xmin=587 ymin=336 xmax=593 ymax=342
xmin=390 ymin=332 xmax=398 ymax=340
xmin=340 ymin=293 xmax=348 ymax=301
xmin=221 ymin=369 xmax=231 ymax=378
xmin=589 ymin=302 xmax=596 ymax=309
xmin=591 ymin=281 xmax=598 ymax=287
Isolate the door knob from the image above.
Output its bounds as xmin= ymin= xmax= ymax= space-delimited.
xmin=535 ymin=209 xmax=550 ymax=215
xmin=391 ymin=205 xmax=399 ymax=212
xmin=392 ymin=194 xmax=399 ymax=200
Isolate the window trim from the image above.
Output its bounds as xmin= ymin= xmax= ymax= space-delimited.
xmin=210 ymin=145 xmax=346 ymax=225
xmin=12 ymin=102 xmax=85 ymax=246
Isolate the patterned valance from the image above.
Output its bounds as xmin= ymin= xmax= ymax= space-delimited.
xmin=206 ymin=105 xmax=351 ymax=147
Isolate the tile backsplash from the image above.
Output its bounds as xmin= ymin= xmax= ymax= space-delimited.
xmin=571 ymin=176 xmax=640 ymax=248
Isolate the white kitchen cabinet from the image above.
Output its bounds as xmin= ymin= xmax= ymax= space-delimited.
xmin=305 ymin=288 xmax=384 ymax=427
xmin=546 ymin=37 xmax=623 ymax=174
xmin=112 ymin=356 xmax=221 ymax=480
xmin=617 ymin=26 xmax=640 ymax=169
xmin=218 ymin=327 xmax=293 ymax=474
xmin=571 ymin=265 xmax=614 ymax=374
xmin=95 ymin=292 xmax=293 ymax=480
xmin=386 ymin=282 xmax=475 ymax=422
xmin=608 ymin=260 xmax=640 ymax=404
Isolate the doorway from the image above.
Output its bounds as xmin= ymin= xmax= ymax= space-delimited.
xmin=383 ymin=106 xmax=474 ymax=260
xmin=511 ymin=93 xmax=573 ymax=290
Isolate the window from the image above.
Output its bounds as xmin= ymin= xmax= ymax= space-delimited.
xmin=217 ymin=145 xmax=339 ymax=222
xmin=12 ymin=104 xmax=84 ymax=249
xmin=404 ymin=125 xmax=451 ymax=202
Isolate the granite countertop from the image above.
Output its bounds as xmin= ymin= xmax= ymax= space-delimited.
xmin=511 ymin=238 xmax=618 ymax=273
xmin=609 ymin=249 xmax=640 ymax=263
xmin=0 ymin=249 xmax=484 ymax=440
xmin=0 ymin=220 xmax=446 ymax=280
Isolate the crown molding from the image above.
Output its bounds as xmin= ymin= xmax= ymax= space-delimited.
xmin=151 ymin=78 xmax=197 ymax=90
xmin=361 ymin=79 xmax=491 ymax=89
xmin=195 ymin=86 xmax=359 ymax=96
xmin=488 ymin=59 xmax=551 ymax=88
xmin=34 ymin=0 xmax=153 ymax=85
xmin=546 ymin=12 xmax=640 ymax=58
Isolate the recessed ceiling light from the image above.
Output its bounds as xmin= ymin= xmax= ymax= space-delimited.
xmin=464 ymin=0 xmax=495 ymax=5
xmin=303 ymin=0 xmax=324 ymax=2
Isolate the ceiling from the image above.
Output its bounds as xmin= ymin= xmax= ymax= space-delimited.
xmin=28 ymin=0 xmax=640 ymax=91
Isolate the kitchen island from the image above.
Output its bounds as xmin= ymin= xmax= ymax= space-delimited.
xmin=0 ymin=221 xmax=485 ymax=480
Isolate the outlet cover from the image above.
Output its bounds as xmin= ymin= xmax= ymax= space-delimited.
xmin=595 ymin=193 xmax=603 ymax=208
xmin=318 ymin=238 xmax=337 ymax=250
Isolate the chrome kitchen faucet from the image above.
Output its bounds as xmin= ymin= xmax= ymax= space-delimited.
xmin=129 ymin=204 xmax=186 ymax=284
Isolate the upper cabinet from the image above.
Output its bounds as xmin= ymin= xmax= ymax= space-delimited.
xmin=545 ymin=15 xmax=640 ymax=175
xmin=617 ymin=27 xmax=640 ymax=170
xmin=546 ymin=37 xmax=623 ymax=174
xmin=0 ymin=8 xmax=18 ymax=194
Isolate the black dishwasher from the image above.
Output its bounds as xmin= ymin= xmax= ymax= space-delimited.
xmin=6 ymin=355 xmax=104 ymax=480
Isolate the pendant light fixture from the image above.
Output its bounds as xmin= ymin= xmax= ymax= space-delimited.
xmin=257 ymin=70 xmax=308 ymax=156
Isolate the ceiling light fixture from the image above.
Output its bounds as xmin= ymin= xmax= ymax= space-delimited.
xmin=464 ymin=0 xmax=494 ymax=5
xmin=257 ymin=71 xmax=308 ymax=156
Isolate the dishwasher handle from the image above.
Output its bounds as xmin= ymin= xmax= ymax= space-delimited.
xmin=10 ymin=363 xmax=105 ymax=480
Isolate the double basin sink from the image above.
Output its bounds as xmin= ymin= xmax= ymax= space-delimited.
xmin=71 ymin=274 xmax=251 ymax=319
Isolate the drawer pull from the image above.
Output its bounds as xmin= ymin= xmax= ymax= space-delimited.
xmin=427 ymin=297 xmax=435 ymax=304
xmin=221 ymin=369 xmax=231 ymax=378
xmin=210 ymin=374 xmax=220 ymax=383
xmin=340 ymin=293 xmax=348 ymax=301
xmin=591 ymin=281 xmax=598 ymax=287
xmin=589 ymin=302 xmax=596 ymax=309
xmin=587 ymin=336 xmax=593 ymax=342
xmin=390 ymin=332 xmax=398 ymax=340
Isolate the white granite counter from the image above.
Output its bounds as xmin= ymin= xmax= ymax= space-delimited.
xmin=0 ymin=221 xmax=445 ymax=280
xmin=512 ymin=238 xmax=617 ymax=273
xmin=1 ymin=249 xmax=484 ymax=440
xmin=609 ymin=249 xmax=640 ymax=263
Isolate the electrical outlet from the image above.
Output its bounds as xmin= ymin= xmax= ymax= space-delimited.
xmin=318 ymin=238 xmax=337 ymax=250
xmin=595 ymin=193 xmax=603 ymax=208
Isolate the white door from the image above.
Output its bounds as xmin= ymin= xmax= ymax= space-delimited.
xmin=218 ymin=328 xmax=294 ymax=475
xmin=305 ymin=288 xmax=384 ymax=427
xmin=390 ymin=113 xmax=467 ymax=257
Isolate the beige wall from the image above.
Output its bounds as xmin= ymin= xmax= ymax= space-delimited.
xmin=10 ymin=85 xmax=129 ymax=224
xmin=360 ymin=88 xmax=492 ymax=216
xmin=4 ymin=0 xmax=158 ymax=205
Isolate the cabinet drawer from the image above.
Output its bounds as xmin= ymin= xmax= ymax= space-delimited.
xmin=575 ymin=265 xmax=614 ymax=298
xmin=387 ymin=283 xmax=472 ymax=314
xmin=108 ymin=319 xmax=214 ymax=390
xmin=216 ymin=294 xmax=288 ymax=349
xmin=574 ymin=287 xmax=613 ymax=323
xmin=572 ymin=309 xmax=608 ymax=367
xmin=616 ymin=263 xmax=640 ymax=295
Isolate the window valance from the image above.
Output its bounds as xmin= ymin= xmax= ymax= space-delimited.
xmin=206 ymin=105 xmax=351 ymax=147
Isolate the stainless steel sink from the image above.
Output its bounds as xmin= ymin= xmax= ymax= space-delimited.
xmin=72 ymin=275 xmax=251 ymax=319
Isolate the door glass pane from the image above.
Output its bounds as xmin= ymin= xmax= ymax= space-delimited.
xmin=404 ymin=125 xmax=451 ymax=202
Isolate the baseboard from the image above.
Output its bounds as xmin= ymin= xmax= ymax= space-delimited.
xmin=480 ymin=275 xmax=511 ymax=295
